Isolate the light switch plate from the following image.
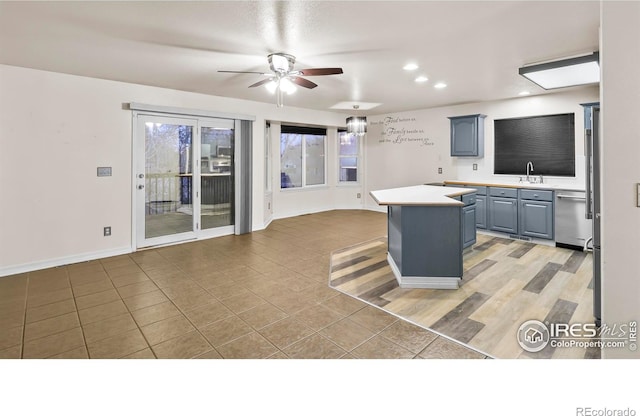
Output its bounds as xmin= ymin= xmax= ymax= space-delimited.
xmin=473 ymin=163 xmax=478 ymax=171
xmin=97 ymin=167 xmax=112 ymax=177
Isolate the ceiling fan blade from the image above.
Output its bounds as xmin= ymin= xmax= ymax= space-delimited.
xmin=289 ymin=77 xmax=318 ymax=89
xmin=248 ymin=78 xmax=274 ymax=88
xmin=218 ymin=70 xmax=269 ymax=75
xmin=297 ymin=68 xmax=343 ymax=76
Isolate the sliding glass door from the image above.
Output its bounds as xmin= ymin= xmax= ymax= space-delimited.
xmin=199 ymin=120 xmax=235 ymax=231
xmin=134 ymin=115 xmax=235 ymax=248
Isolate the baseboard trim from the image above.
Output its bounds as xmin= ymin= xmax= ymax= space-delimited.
xmin=387 ymin=253 xmax=461 ymax=289
xmin=0 ymin=246 xmax=132 ymax=278
xmin=272 ymin=206 xmax=334 ymax=220
xmin=2 ymin=208 xmax=386 ymax=277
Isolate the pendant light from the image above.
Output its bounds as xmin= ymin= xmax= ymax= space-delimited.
xmin=346 ymin=105 xmax=367 ymax=136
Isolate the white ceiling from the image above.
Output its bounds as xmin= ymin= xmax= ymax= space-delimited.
xmin=0 ymin=1 xmax=600 ymax=115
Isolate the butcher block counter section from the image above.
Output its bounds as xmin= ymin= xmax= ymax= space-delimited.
xmin=370 ymin=184 xmax=476 ymax=206
xmin=444 ymin=180 xmax=585 ymax=192
xmin=370 ymin=184 xmax=477 ymax=290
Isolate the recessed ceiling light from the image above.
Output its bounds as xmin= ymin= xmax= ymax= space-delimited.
xmin=403 ymin=63 xmax=419 ymax=71
xmin=415 ymin=76 xmax=429 ymax=83
xmin=518 ymin=91 xmax=531 ymax=96
xmin=434 ymin=82 xmax=447 ymax=89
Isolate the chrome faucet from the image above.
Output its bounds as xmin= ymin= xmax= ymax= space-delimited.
xmin=526 ymin=161 xmax=534 ymax=182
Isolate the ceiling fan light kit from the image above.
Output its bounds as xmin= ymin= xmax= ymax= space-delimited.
xmin=268 ymin=53 xmax=295 ymax=73
xmin=218 ymin=52 xmax=343 ymax=107
xmin=265 ymin=78 xmax=296 ymax=95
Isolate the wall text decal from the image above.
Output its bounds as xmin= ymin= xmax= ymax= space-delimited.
xmin=371 ymin=116 xmax=435 ymax=146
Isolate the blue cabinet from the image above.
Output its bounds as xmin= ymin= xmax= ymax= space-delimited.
xmin=449 ymin=183 xmax=556 ymax=241
xmin=470 ymin=186 xmax=487 ymax=229
xmin=488 ymin=187 xmax=518 ymax=234
xmin=475 ymin=195 xmax=487 ymax=229
xmin=461 ymin=193 xmax=477 ymax=249
xmin=519 ymin=189 xmax=554 ymax=240
xmin=448 ymin=114 xmax=486 ymax=157
xmin=462 ymin=203 xmax=477 ymax=249
xmin=488 ymin=195 xmax=518 ymax=234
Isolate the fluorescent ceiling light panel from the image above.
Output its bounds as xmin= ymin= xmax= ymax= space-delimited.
xmin=519 ymin=52 xmax=600 ymax=89
xmin=403 ymin=63 xmax=419 ymax=71
xmin=434 ymin=82 xmax=447 ymax=89
xmin=415 ymin=76 xmax=429 ymax=83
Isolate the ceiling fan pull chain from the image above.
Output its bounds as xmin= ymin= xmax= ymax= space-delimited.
xmin=276 ymin=83 xmax=284 ymax=108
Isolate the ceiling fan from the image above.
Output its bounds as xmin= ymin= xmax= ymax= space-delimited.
xmin=218 ymin=53 xmax=343 ymax=107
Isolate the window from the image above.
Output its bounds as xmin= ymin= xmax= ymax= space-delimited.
xmin=280 ymin=125 xmax=326 ymax=189
xmin=338 ymin=130 xmax=360 ymax=183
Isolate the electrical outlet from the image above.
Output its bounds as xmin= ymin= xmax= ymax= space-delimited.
xmin=357 ymin=193 xmax=361 ymax=199
xmin=438 ymin=167 xmax=443 ymax=174
xmin=473 ymin=163 xmax=478 ymax=171
xmin=104 ymin=226 xmax=111 ymax=237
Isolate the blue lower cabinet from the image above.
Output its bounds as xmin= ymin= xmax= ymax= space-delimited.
xmin=388 ymin=205 xmax=463 ymax=278
xmin=519 ymin=199 xmax=554 ymax=240
xmin=488 ymin=196 xmax=518 ymax=234
xmin=462 ymin=204 xmax=477 ymax=248
xmin=475 ymin=195 xmax=487 ymax=229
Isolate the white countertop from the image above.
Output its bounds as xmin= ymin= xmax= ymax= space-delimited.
xmin=444 ymin=180 xmax=586 ymax=192
xmin=370 ymin=185 xmax=475 ymax=206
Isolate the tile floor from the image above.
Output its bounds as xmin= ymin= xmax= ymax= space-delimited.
xmin=0 ymin=210 xmax=487 ymax=359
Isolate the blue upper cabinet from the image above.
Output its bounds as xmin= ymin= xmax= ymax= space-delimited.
xmin=448 ymin=114 xmax=486 ymax=157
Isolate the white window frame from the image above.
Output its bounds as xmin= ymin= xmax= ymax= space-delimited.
xmin=265 ymin=123 xmax=272 ymax=192
xmin=337 ymin=131 xmax=362 ymax=186
xmin=280 ymin=131 xmax=328 ymax=190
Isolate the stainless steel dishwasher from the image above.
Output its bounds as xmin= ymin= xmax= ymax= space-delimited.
xmin=555 ymin=190 xmax=592 ymax=249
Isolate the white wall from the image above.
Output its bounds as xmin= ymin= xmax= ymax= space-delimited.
xmin=0 ymin=64 xmax=346 ymax=276
xmin=600 ymin=1 xmax=640 ymax=359
xmin=364 ymin=88 xmax=599 ymax=211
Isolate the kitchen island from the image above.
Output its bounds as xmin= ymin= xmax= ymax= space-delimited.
xmin=370 ymin=184 xmax=476 ymax=289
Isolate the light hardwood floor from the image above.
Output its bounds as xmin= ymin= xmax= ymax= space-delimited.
xmin=329 ymin=232 xmax=599 ymax=359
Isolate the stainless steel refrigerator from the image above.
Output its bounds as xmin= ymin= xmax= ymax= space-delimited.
xmin=584 ymin=103 xmax=601 ymax=326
